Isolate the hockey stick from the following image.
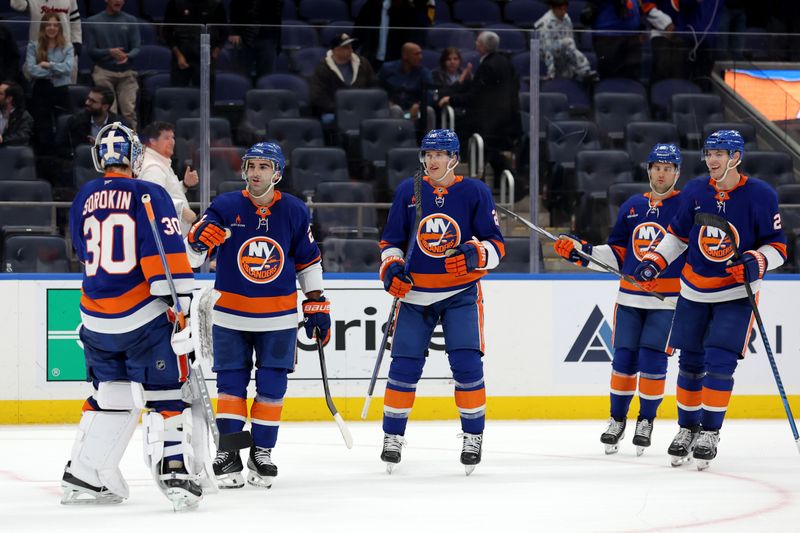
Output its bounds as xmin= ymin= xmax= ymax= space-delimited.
xmin=496 ymin=204 xmax=669 ymax=302
xmin=141 ymin=194 xmax=252 ymax=453
xmin=361 ymin=168 xmax=424 ymax=419
xmin=694 ymin=212 xmax=800 ymax=451
xmin=314 ymin=327 xmax=353 ymax=449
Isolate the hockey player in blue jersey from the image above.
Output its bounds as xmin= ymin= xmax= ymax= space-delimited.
xmin=634 ymin=130 xmax=787 ymax=470
xmin=378 ymin=129 xmax=505 ymax=475
xmin=185 ymin=141 xmax=330 ymax=489
xmin=554 ymin=144 xmax=686 ymax=456
xmin=63 ymin=122 xmax=205 ymax=510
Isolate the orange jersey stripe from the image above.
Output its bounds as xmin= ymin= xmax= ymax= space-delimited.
xmin=250 ymin=401 xmax=283 ymax=422
xmin=217 ymin=395 xmax=247 ymax=418
xmin=610 ymin=373 xmax=637 ymax=392
xmin=384 ymin=388 xmax=416 ymax=409
xmin=769 ymin=242 xmax=788 ymax=259
xmin=611 ymin=244 xmax=627 ymax=264
xmin=681 ymin=263 xmax=737 ymax=290
xmin=620 ymin=277 xmax=680 ymax=293
xmin=81 ymin=281 xmax=152 ymax=314
xmin=140 ymin=253 xmax=193 ymax=282
xmin=411 ymin=270 xmax=486 ymax=289
xmin=489 ymin=239 xmax=505 ymax=258
xmin=677 ymin=387 xmax=702 ymax=406
xmin=295 ymin=256 xmax=322 ymax=272
xmin=455 ymin=388 xmax=486 ymax=410
xmin=216 ymin=290 xmax=297 ymax=314
xmin=702 ymin=387 xmax=732 ymax=409
xmin=638 ymin=377 xmax=666 ymax=397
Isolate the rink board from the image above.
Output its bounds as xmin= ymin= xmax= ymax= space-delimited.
xmin=1 ymin=274 xmax=799 ymax=424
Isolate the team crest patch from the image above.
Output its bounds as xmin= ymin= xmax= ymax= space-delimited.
xmin=238 ymin=236 xmax=284 ymax=283
xmin=631 ymin=222 xmax=666 ymax=261
xmin=417 ymin=213 xmax=461 ymax=257
xmin=697 ymin=221 xmax=740 ymax=263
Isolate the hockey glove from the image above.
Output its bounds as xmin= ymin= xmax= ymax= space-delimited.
xmin=444 ymin=240 xmax=488 ymax=276
xmin=188 ymin=218 xmax=227 ymax=252
xmin=302 ymin=296 xmax=331 ymax=346
xmin=633 ymin=251 xmax=667 ymax=281
xmin=380 ymin=257 xmax=413 ymax=298
xmin=726 ymin=250 xmax=767 ymax=284
xmin=553 ymin=234 xmax=591 ymax=267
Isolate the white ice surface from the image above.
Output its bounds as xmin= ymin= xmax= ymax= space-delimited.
xmin=1 ymin=420 xmax=799 ymax=533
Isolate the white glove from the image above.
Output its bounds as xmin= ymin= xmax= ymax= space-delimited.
xmin=171 ymin=320 xmax=194 ymax=356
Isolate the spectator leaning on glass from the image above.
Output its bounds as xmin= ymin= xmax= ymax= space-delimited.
xmin=84 ymin=0 xmax=141 ymax=129
xmin=25 ymin=12 xmax=74 ymax=148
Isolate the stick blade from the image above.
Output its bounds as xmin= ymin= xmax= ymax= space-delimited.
xmin=360 ymin=396 xmax=372 ymax=420
xmin=218 ymin=430 xmax=253 ymax=452
xmin=334 ymin=413 xmax=354 ymax=449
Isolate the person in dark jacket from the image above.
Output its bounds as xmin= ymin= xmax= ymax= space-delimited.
xmin=228 ymin=0 xmax=282 ymax=82
xmin=0 ymin=81 xmax=34 ymax=146
xmin=57 ymin=86 xmax=127 ymax=159
xmin=310 ymin=33 xmax=377 ymax=123
xmin=163 ymin=0 xmax=227 ymax=87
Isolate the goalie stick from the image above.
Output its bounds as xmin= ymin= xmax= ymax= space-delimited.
xmin=694 ymin=212 xmax=800 ymax=452
xmin=315 ymin=327 xmax=354 ymax=448
xmin=496 ymin=204 xmax=670 ymax=303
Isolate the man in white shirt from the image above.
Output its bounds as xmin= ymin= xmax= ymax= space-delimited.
xmin=138 ymin=121 xmax=199 ymax=235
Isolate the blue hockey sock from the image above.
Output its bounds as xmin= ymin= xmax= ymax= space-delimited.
xmin=251 ymin=367 xmax=288 ymax=448
xmin=701 ymin=347 xmax=738 ymax=431
xmin=676 ymin=350 xmax=705 ymax=428
xmin=383 ymin=356 xmax=424 ymax=436
xmin=637 ymin=347 xmax=668 ymax=421
xmin=609 ymin=347 xmax=638 ymax=420
xmin=215 ymin=369 xmax=250 ymax=435
xmin=449 ymin=349 xmax=485 ymax=434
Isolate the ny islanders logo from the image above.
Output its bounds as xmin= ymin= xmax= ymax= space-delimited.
xmin=631 ymin=222 xmax=666 ymax=261
xmin=238 ymin=236 xmax=284 ymax=283
xmin=417 ymin=214 xmax=460 ymax=257
xmin=697 ymin=222 xmax=740 ymax=263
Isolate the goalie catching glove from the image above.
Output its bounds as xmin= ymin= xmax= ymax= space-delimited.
xmin=187 ymin=217 xmax=227 ymax=252
xmin=553 ymin=234 xmax=591 ymax=267
xmin=302 ymin=296 xmax=331 ymax=346
xmin=726 ymin=250 xmax=767 ymax=284
xmin=444 ymin=240 xmax=487 ymax=276
xmin=380 ymin=257 xmax=413 ymax=298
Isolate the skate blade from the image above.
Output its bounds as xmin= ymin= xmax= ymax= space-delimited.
xmin=247 ymin=472 xmax=274 ymax=489
xmin=60 ymin=487 xmax=124 ymax=505
xmin=604 ymin=443 xmax=620 ymax=455
xmin=636 ymin=446 xmax=646 ymax=457
xmin=464 ymin=465 xmax=476 ymax=476
xmin=695 ymin=459 xmax=711 ymax=471
xmin=216 ymin=472 xmax=245 ymax=489
xmin=165 ymin=487 xmax=202 ymax=512
xmin=385 ymin=462 xmax=396 ymax=475
xmin=669 ymin=455 xmax=693 ymax=467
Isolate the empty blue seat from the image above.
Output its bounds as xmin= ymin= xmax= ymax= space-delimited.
xmin=240 ymin=89 xmax=300 ymax=144
xmin=742 ymin=151 xmax=795 ymax=188
xmin=291 ymin=47 xmax=328 ymax=78
xmin=298 ymin=0 xmax=350 ymax=25
xmin=256 ymin=74 xmax=311 ymax=108
xmin=387 ymin=147 xmax=422 ymax=194
xmin=131 ymin=45 xmax=172 ymax=76
xmin=426 ymin=23 xmax=475 ymax=50
xmin=486 ymin=23 xmax=527 ymax=53
xmin=153 ymin=87 xmax=201 ymax=124
xmin=594 ymin=77 xmax=647 ymax=98
xmin=671 ymin=94 xmax=724 ymax=147
xmin=594 ymin=93 xmax=650 ymax=143
xmin=650 ymin=78 xmax=701 ymax=119
xmin=313 ymin=181 xmax=378 ymax=239
xmin=268 ymin=118 xmax=325 ymax=162
xmin=335 ymin=88 xmax=390 ymax=136
xmin=281 ymin=21 xmax=320 ymax=51
xmin=0 ymin=146 xmax=37 ymax=181
xmin=175 ymin=117 xmax=232 ymax=146
xmin=625 ymin=121 xmax=680 ymax=166
xmin=359 ymin=119 xmax=417 ymax=168
xmin=452 ymin=0 xmax=502 ymax=26
xmin=321 ymin=238 xmax=380 ymax=273
xmin=541 ymin=78 xmax=590 ymax=113
xmin=3 ymin=234 xmax=70 ymax=273
xmin=546 ymin=121 xmax=601 ymax=168
xmin=287 ymin=147 xmax=349 ymax=196
xmin=0 ymin=180 xmax=54 ymax=232
xmin=214 ymin=72 xmax=252 ymax=107
xmin=505 ymin=0 xmax=549 ymax=28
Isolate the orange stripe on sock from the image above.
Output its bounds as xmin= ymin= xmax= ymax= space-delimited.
xmin=217 ymin=395 xmax=247 ymax=418
xmin=455 ymin=388 xmax=486 ymax=410
xmin=702 ymin=387 xmax=733 ymax=409
xmin=638 ymin=377 xmax=666 ymax=397
xmin=610 ymin=373 xmax=637 ymax=392
xmin=250 ymin=401 xmax=283 ymax=422
xmin=82 ymin=399 xmax=95 ymax=412
xmin=676 ymin=386 xmax=702 ymax=407
xmin=160 ymin=410 xmax=182 ymax=419
xmin=384 ymin=388 xmax=416 ymax=409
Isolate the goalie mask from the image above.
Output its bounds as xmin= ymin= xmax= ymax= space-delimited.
xmin=241 ymin=141 xmax=285 ymax=198
xmin=420 ymin=129 xmax=459 ymax=182
xmin=92 ymin=122 xmax=144 ymax=176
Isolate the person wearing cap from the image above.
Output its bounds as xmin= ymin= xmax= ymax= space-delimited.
xmin=310 ymin=32 xmax=377 ymax=124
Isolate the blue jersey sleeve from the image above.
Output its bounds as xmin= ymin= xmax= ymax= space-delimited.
xmin=291 ymin=203 xmax=322 ymax=270
xmin=753 ymin=182 xmax=788 ymax=259
xmin=606 ymin=198 xmax=631 ymax=265
xmin=471 ymin=181 xmax=504 ymax=257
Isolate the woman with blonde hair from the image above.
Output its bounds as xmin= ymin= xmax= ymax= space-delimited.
xmin=25 ymin=12 xmax=74 ymax=148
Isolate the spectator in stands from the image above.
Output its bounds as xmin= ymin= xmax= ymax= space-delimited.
xmin=642 ymin=1 xmax=683 ymax=82
xmin=228 ymin=0 xmax=283 ymax=83
xmin=437 ymin=32 xmax=521 ymax=195
xmin=588 ymin=0 xmax=642 ymax=80
xmin=0 ymin=22 xmax=21 ymax=83
xmin=0 ymin=80 xmax=34 ymax=146
xmin=432 ymin=47 xmax=472 ymax=98
xmin=26 ymin=12 xmax=74 ymax=149
xmin=139 ymin=121 xmax=199 ymax=235
xmin=11 ymin=0 xmax=83 ymax=83
xmin=310 ymin=33 xmax=377 ymax=125
xmin=718 ymin=0 xmax=746 ymax=61
xmin=84 ymin=0 xmax=141 ymax=129
xmin=58 ymin=86 xmax=126 ymax=158
xmin=534 ymin=0 xmax=598 ymax=82
xmin=378 ymin=42 xmax=434 ymax=124
xmin=163 ymin=0 xmax=227 ymax=88
xmin=354 ymin=0 xmax=430 ymax=69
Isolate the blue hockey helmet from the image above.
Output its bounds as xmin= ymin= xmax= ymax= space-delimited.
xmin=420 ymin=129 xmax=460 ymax=159
xmin=241 ymin=141 xmax=285 ymax=180
xmin=703 ymin=130 xmax=745 ymax=159
xmin=647 ymin=143 xmax=682 ymax=167
xmin=92 ymin=122 xmax=143 ymax=176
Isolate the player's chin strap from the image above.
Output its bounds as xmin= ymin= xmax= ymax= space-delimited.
xmin=647 ymin=165 xmax=680 ymax=213
xmin=711 ymin=155 xmax=741 ymax=183
xmin=425 ymin=156 xmax=458 ymax=184
xmin=247 ymin=172 xmax=281 ymax=199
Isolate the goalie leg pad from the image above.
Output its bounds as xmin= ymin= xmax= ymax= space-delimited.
xmin=62 ymin=407 xmax=139 ymax=504
xmin=95 ymin=381 xmax=138 ymax=410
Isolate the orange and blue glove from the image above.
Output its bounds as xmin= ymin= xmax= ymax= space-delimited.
xmin=444 ymin=240 xmax=488 ymax=276
xmin=633 ymin=251 xmax=667 ymax=281
xmin=302 ymin=296 xmax=331 ymax=346
xmin=188 ymin=218 xmax=227 ymax=252
xmin=380 ymin=257 xmax=413 ymax=298
xmin=553 ymin=234 xmax=591 ymax=267
xmin=726 ymin=250 xmax=767 ymax=284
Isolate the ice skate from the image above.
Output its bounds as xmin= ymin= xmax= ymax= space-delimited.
xmin=459 ymin=432 xmax=482 ymax=476
xmin=60 ymin=461 xmax=125 ymax=505
xmin=600 ymin=417 xmax=626 ymax=455
xmin=212 ymin=450 xmax=244 ymax=489
xmin=157 ymin=460 xmax=203 ymax=511
xmin=632 ymin=418 xmax=653 ymax=457
xmin=693 ymin=430 xmax=720 ymax=471
xmin=247 ymin=446 xmax=277 ymax=488
xmin=668 ymin=425 xmax=700 ymax=467
xmin=381 ymin=433 xmax=406 ymax=474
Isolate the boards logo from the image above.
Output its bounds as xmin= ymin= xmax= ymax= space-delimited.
xmin=697 ymin=222 xmax=739 ymax=263
xmin=238 ymin=236 xmax=284 ymax=283
xmin=416 ymin=214 xmax=460 ymax=258
xmin=632 ymin=222 xmax=666 ymax=261
xmin=564 ymin=306 xmax=613 ymax=362
xmin=46 ymin=289 xmax=87 ymax=381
